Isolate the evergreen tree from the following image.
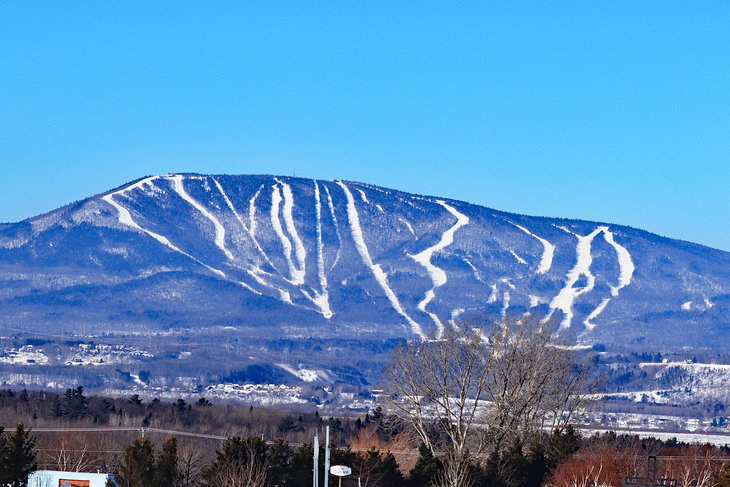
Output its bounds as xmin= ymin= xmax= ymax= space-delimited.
xmin=407 ymin=443 xmax=442 ymax=487
xmin=119 ymin=438 xmax=156 ymax=487
xmin=267 ymin=439 xmax=295 ymax=486
xmin=524 ymin=442 xmax=548 ymax=487
xmin=288 ymin=443 xmax=315 ymax=486
xmin=154 ymin=438 xmax=179 ymax=487
xmin=546 ymin=425 xmax=581 ymax=473
xmin=61 ymin=385 xmax=88 ymax=419
xmin=374 ymin=452 xmax=404 ymax=487
xmin=500 ymin=439 xmax=528 ymax=487
xmin=0 ymin=424 xmax=37 ymax=487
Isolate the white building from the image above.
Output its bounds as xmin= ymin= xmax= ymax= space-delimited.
xmin=28 ymin=470 xmax=119 ymax=487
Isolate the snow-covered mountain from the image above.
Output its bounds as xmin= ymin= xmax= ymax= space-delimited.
xmin=1 ymin=173 xmax=729 ymax=351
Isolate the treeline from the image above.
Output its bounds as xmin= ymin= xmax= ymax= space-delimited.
xmin=83 ymin=426 xmax=730 ymax=487
xmin=0 ymin=387 xmax=358 ymax=444
xmin=4 ymin=386 xmax=730 ymax=486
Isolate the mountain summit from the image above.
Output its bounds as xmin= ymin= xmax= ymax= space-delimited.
xmin=1 ymin=173 xmax=729 ymax=350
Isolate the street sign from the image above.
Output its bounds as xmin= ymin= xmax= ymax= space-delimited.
xmin=329 ymin=465 xmax=352 ymax=477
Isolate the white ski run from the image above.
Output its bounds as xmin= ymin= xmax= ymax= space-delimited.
xmin=509 ymin=221 xmax=555 ymax=274
xmin=337 ymin=181 xmax=426 ymax=339
xmin=602 ymin=227 xmax=635 ymax=296
xmin=276 ymin=178 xmax=308 ymax=282
xmin=171 ymin=175 xmax=235 ymax=262
xmin=102 ymin=176 xmax=261 ymax=293
xmin=549 ymin=227 xmax=603 ymax=329
xmin=312 ymin=181 xmax=333 ymax=318
xmin=323 ymin=185 xmax=343 ymax=272
xmin=270 ymin=183 xmax=305 ymax=285
xmin=409 ymin=200 xmax=470 ymax=338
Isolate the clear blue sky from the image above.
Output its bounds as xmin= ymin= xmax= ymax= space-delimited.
xmin=1 ymin=2 xmax=728 ymax=250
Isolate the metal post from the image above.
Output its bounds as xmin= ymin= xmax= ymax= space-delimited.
xmin=313 ymin=432 xmax=319 ymax=487
xmin=324 ymin=426 xmax=330 ymax=487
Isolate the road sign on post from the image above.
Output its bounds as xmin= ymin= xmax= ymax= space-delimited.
xmin=329 ymin=465 xmax=352 ymax=487
xmin=329 ymin=466 xmax=352 ymax=477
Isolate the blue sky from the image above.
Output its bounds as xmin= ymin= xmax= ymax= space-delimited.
xmin=1 ymin=2 xmax=728 ymax=250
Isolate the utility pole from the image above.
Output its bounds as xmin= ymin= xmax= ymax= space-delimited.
xmin=324 ymin=425 xmax=330 ymax=487
xmin=313 ymin=432 xmax=319 ymax=487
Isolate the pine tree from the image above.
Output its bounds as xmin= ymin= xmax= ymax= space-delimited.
xmin=0 ymin=424 xmax=38 ymax=487
xmin=154 ymin=438 xmax=179 ymax=487
xmin=407 ymin=443 xmax=442 ymax=487
xmin=119 ymin=438 xmax=156 ymax=487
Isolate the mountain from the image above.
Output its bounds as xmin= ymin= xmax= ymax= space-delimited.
xmin=1 ymin=173 xmax=729 ymax=401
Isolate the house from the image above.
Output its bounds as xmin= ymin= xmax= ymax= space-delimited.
xmin=28 ymin=470 xmax=119 ymax=487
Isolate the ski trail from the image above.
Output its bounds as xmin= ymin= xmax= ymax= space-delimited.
xmin=549 ymin=227 xmax=603 ymax=329
xmin=509 ymin=249 xmax=527 ymax=266
xmin=337 ymin=181 xmax=425 ymax=339
xmin=584 ymin=298 xmax=610 ymax=330
xmin=247 ymin=185 xmax=280 ymax=270
xmin=276 ymin=178 xmax=307 ymax=282
xmin=463 ymin=258 xmax=483 ymax=282
xmin=398 ymin=218 xmax=416 ymax=238
xmin=213 ymin=177 xmax=248 ymax=233
xmin=449 ymin=308 xmax=464 ymax=331
xmin=356 ymin=182 xmax=424 ymax=210
xmin=356 ymin=188 xmax=369 ymax=204
xmin=501 ymin=291 xmax=511 ymax=317
xmin=509 ymin=222 xmax=555 ymax=274
xmin=213 ymin=178 xmax=278 ymax=272
xmin=270 ymin=184 xmax=304 ymax=285
xmin=488 ymin=283 xmax=498 ymax=303
xmin=171 ymin=175 xmax=235 ymax=262
xmin=249 ymin=186 xmax=262 ymax=238
xmin=602 ymin=227 xmax=635 ymax=296
xmin=313 ymin=182 xmax=333 ymax=318
xmin=409 ymin=200 xmax=470 ymax=338
xmin=580 ymin=226 xmax=635 ymax=330
xmin=323 ymin=185 xmax=343 ymax=272
xmin=103 ymin=177 xmax=261 ymax=293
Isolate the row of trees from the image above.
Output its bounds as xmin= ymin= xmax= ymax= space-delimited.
xmin=110 ymin=428 xmax=730 ymax=487
xmin=115 ymin=434 xmax=404 ymax=487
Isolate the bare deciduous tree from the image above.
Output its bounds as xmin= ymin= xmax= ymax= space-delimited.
xmin=384 ymin=314 xmax=595 ymax=487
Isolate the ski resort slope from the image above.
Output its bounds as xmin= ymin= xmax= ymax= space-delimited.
xmin=1 ymin=173 xmax=729 ymax=349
